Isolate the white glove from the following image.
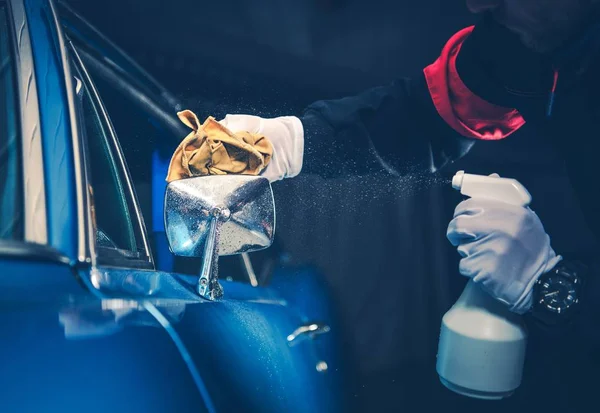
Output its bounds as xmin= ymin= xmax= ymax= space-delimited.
xmin=219 ymin=114 xmax=304 ymax=182
xmin=447 ymin=197 xmax=563 ymax=314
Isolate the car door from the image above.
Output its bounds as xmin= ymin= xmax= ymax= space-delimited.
xmin=65 ymin=23 xmax=346 ymax=413
xmin=1 ymin=1 xmax=211 ymax=412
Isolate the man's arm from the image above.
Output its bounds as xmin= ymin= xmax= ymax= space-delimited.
xmin=222 ymin=77 xmax=473 ymax=182
xmin=301 ymin=79 xmax=437 ymax=178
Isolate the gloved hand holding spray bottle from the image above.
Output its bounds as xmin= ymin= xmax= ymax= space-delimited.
xmin=437 ymin=171 xmax=562 ymax=399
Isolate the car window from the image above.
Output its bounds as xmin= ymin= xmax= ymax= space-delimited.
xmin=0 ymin=3 xmax=23 ymax=241
xmin=80 ymin=66 xmax=171 ymax=227
xmin=70 ymin=57 xmax=148 ymax=263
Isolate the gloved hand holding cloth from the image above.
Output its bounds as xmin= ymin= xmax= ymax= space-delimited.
xmin=219 ymin=114 xmax=304 ymax=182
xmin=166 ymin=110 xmax=273 ymax=182
xmin=166 ymin=110 xmax=303 ymax=183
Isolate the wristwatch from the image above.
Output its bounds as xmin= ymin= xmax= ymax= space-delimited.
xmin=530 ymin=260 xmax=586 ymax=327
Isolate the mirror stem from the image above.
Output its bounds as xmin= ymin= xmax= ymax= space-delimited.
xmin=198 ymin=208 xmax=228 ymax=300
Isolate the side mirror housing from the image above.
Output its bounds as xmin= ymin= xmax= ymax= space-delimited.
xmin=164 ymin=175 xmax=275 ymax=299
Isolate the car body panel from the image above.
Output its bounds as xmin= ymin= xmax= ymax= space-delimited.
xmin=0 ymin=250 xmax=207 ymax=412
xmin=84 ymin=265 xmax=343 ymax=412
xmin=0 ymin=248 xmax=80 ymax=302
xmin=164 ymin=279 xmax=340 ymax=413
xmin=269 ymin=266 xmax=347 ymax=381
xmin=0 ymin=299 xmax=208 ymax=413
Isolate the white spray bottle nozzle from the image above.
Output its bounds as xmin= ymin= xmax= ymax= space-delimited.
xmin=452 ymin=170 xmax=465 ymax=191
xmin=451 ymin=170 xmax=532 ymax=207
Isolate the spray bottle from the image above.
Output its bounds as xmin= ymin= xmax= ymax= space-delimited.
xmin=436 ymin=171 xmax=531 ymax=400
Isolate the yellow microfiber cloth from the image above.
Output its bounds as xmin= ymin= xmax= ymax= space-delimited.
xmin=166 ymin=110 xmax=273 ymax=183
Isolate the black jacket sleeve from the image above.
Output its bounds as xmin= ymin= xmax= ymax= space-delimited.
xmin=299 ymin=77 xmax=470 ymax=178
xmin=299 ymin=76 xmax=475 ymax=179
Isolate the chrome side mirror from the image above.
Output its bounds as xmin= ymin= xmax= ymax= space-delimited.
xmin=164 ymin=175 xmax=275 ymax=300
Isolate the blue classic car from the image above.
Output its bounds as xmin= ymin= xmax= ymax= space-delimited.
xmin=0 ymin=0 xmax=346 ymax=411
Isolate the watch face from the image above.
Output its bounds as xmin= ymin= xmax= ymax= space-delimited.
xmin=538 ymin=274 xmax=578 ymax=314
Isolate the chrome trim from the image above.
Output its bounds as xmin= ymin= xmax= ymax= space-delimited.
xmin=8 ymin=0 xmax=47 ymax=244
xmin=69 ymin=43 xmax=154 ymax=268
xmin=90 ymin=267 xmax=200 ymax=300
xmin=286 ymin=322 xmax=331 ymax=346
xmin=47 ymin=0 xmax=92 ymax=264
xmin=315 ymin=361 xmax=328 ymax=373
xmin=165 ymin=175 xmax=275 ymax=298
xmin=197 ymin=212 xmax=223 ymax=300
xmin=241 ymin=253 xmax=259 ymax=287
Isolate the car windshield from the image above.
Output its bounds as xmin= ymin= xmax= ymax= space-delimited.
xmin=62 ymin=1 xmax=599 ymax=412
xmin=0 ymin=2 xmax=23 ymax=241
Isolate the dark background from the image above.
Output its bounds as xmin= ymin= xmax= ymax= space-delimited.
xmin=64 ymin=0 xmax=473 ymax=115
xmin=62 ymin=1 xmax=585 ymax=412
